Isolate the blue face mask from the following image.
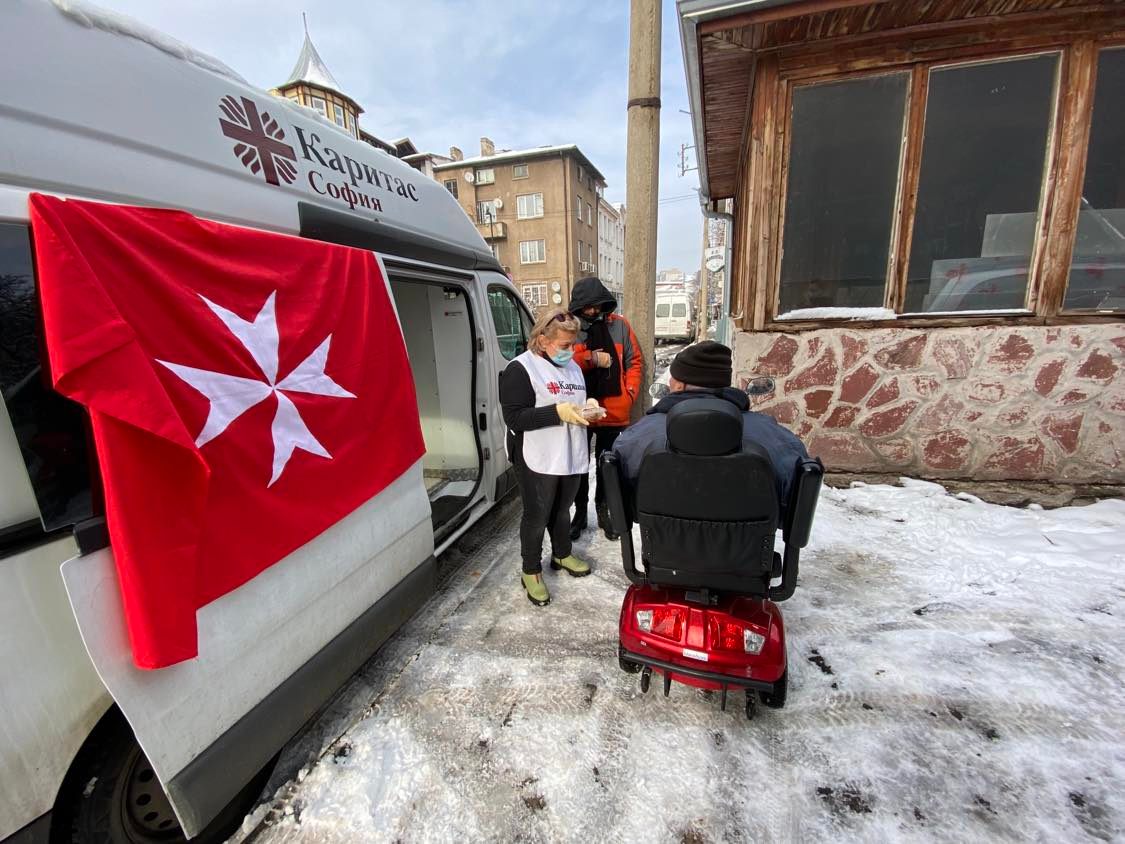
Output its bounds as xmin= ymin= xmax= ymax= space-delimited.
xmin=550 ymin=349 xmax=574 ymax=365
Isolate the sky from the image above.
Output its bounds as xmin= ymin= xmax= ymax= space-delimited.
xmin=87 ymin=0 xmax=706 ymax=274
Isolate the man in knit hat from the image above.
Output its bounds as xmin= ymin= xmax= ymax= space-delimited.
xmin=611 ymin=341 xmax=809 ymax=515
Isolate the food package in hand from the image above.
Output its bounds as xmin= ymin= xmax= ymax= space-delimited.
xmin=581 ymin=398 xmax=607 ymax=421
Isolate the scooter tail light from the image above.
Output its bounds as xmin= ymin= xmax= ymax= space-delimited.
xmin=651 ymin=607 xmax=684 ymax=641
xmin=717 ymin=621 xmax=743 ymax=652
xmin=708 ymin=618 xmax=766 ymax=654
xmin=743 ymin=629 xmax=766 ymax=655
xmin=635 ymin=606 xmax=685 ymax=640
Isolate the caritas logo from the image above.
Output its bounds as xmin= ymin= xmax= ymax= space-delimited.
xmin=218 ymin=95 xmax=298 ymax=186
xmin=216 ymin=94 xmax=423 ymax=214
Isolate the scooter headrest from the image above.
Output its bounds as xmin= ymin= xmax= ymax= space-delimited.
xmin=666 ymin=397 xmax=743 ymax=456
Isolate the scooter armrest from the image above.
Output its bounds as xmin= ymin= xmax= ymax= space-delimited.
xmin=600 ymin=452 xmax=643 ymax=585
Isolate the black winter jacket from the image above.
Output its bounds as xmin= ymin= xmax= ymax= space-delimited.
xmin=611 ymin=387 xmax=809 ymax=515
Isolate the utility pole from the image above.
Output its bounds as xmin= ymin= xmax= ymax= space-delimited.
xmin=697 ymin=218 xmax=709 ymax=341
xmin=624 ymin=0 xmax=661 ymax=417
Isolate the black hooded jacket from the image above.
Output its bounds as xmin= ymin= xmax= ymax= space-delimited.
xmin=567 ymin=278 xmax=642 ymax=422
xmin=569 ymin=276 xmax=618 ymax=315
xmin=611 ymin=387 xmax=809 ymax=515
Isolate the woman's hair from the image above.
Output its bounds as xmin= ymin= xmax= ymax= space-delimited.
xmin=527 ymin=306 xmax=579 ymax=353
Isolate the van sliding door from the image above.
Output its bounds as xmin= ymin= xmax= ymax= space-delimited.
xmin=386 ymin=273 xmax=484 ymax=533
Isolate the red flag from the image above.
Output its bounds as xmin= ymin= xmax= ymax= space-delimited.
xmin=29 ymin=194 xmax=424 ymax=669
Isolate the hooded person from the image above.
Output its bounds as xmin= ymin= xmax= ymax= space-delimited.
xmin=611 ymin=341 xmax=809 ymax=517
xmin=566 ymin=277 xmax=643 ymax=541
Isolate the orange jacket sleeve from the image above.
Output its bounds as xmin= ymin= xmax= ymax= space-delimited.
xmin=572 ymin=342 xmax=596 ymax=371
xmin=622 ymin=318 xmax=643 ymax=398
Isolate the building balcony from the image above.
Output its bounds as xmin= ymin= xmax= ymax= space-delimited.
xmin=475 ymin=220 xmax=506 ymax=240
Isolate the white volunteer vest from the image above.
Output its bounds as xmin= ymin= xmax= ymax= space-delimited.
xmin=513 ymin=350 xmax=589 ymax=476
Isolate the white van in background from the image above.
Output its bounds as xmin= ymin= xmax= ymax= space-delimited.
xmin=655 ymin=292 xmax=695 ymax=343
xmin=0 ymin=2 xmax=533 ymax=842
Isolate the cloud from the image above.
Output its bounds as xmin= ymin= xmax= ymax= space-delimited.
xmin=86 ymin=0 xmax=706 ymax=271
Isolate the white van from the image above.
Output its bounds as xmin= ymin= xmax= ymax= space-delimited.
xmin=655 ymin=292 xmax=695 ymax=343
xmin=0 ymin=2 xmax=534 ymax=841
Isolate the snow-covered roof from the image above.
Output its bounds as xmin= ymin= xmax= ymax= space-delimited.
xmin=432 ymin=144 xmax=606 ymax=183
xmin=401 ymin=152 xmax=453 ymax=164
xmin=282 ymin=28 xmax=360 ymax=110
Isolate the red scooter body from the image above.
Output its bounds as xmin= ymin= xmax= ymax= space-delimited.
xmin=600 ymin=399 xmax=823 ymax=717
xmin=619 ymin=584 xmax=787 ymax=708
xmin=619 ymin=584 xmax=786 ymax=687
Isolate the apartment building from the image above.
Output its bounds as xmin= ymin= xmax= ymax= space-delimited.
xmin=432 ymin=139 xmax=606 ymax=313
xmin=598 ymin=199 xmax=626 ymax=307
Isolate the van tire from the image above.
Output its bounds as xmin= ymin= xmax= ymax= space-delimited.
xmin=51 ymin=708 xmax=273 ymax=844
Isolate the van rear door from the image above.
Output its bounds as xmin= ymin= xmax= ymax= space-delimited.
xmin=655 ymin=299 xmax=671 ymax=339
xmin=671 ymin=299 xmax=690 ymax=338
xmin=60 ymin=467 xmax=435 ymax=836
xmin=5 ymin=211 xmax=436 ymax=838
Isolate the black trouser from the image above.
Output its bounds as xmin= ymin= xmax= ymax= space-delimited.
xmin=515 ymin=456 xmax=582 ymax=574
xmin=573 ymin=426 xmax=624 ymax=520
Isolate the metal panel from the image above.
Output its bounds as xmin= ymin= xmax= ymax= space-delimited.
xmin=61 ymin=464 xmax=433 ymax=837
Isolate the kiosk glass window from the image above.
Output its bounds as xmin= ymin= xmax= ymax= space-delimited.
xmin=778 ymin=73 xmax=908 ymax=315
xmin=905 ymin=54 xmax=1058 ymax=313
xmin=1065 ymin=48 xmax=1125 ymax=311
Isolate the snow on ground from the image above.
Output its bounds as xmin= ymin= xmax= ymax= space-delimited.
xmin=238 ymin=480 xmax=1125 ymax=843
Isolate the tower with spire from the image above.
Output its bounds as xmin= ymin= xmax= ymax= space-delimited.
xmin=272 ymin=15 xmax=363 ymax=140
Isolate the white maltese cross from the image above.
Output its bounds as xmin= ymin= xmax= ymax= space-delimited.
xmin=158 ymin=291 xmax=355 ymax=486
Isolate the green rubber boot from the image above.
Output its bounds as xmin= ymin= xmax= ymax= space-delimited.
xmin=551 ymin=554 xmax=592 ymax=577
xmin=521 ymin=573 xmax=550 ymax=606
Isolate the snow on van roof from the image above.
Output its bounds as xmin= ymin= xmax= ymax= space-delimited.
xmin=50 ymin=0 xmax=247 ymax=84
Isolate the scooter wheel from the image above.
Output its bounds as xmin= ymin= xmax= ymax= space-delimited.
xmin=640 ymin=667 xmax=652 ymax=694
xmin=618 ymin=646 xmax=642 ymax=674
xmin=759 ymin=669 xmax=788 ymax=710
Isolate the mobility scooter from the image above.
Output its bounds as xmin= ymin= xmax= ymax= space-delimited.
xmin=601 ymin=395 xmax=823 ymax=719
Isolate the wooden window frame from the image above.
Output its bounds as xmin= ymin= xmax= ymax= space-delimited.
xmin=740 ymin=33 xmax=1124 ymax=332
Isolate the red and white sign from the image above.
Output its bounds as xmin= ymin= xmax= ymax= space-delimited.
xmin=30 ymin=194 xmax=424 ymax=669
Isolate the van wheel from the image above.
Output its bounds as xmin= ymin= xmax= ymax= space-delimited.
xmin=52 ymin=708 xmax=273 ymax=844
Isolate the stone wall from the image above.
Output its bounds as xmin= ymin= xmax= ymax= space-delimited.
xmin=735 ymin=324 xmax=1124 ymax=483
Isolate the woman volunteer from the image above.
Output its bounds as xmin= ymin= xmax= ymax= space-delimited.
xmin=500 ymin=307 xmax=598 ymax=606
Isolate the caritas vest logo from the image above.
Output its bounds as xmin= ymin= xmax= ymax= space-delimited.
xmin=218 ymin=95 xmax=298 ymax=185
